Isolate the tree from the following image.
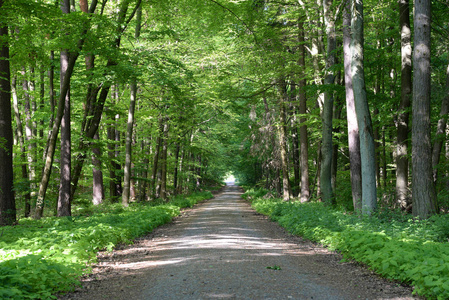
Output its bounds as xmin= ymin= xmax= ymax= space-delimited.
xmin=278 ymin=79 xmax=291 ymax=201
xmin=320 ymin=0 xmax=336 ymax=205
xmin=351 ymin=0 xmax=377 ymax=215
xmin=122 ymin=4 xmax=142 ymax=206
xmin=343 ymin=3 xmax=362 ymax=213
xmin=0 ymin=0 xmax=16 ymax=225
xmin=298 ymin=17 xmax=310 ymax=203
xmin=411 ymin=0 xmax=437 ymax=218
xmin=396 ymin=0 xmax=412 ymax=209
xmin=57 ymin=0 xmax=72 ymax=217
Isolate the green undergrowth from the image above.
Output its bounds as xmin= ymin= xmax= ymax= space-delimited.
xmin=0 ymin=191 xmax=213 ymax=299
xmin=243 ymin=188 xmax=449 ymax=299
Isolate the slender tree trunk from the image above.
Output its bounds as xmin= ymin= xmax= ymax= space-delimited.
xmin=122 ymin=6 xmax=141 ymax=206
xmin=0 ymin=10 xmax=16 ymax=225
xmin=92 ymin=131 xmax=104 ymax=205
xmin=396 ymin=0 xmax=412 ymax=208
xmin=43 ymin=51 xmax=56 ymax=161
xmin=34 ymin=51 xmax=79 ymax=219
xmin=173 ymin=143 xmax=181 ymax=195
xmin=160 ymin=123 xmax=169 ymax=200
xmin=351 ymin=0 xmax=377 ymax=215
xmin=412 ymin=0 xmax=437 ymax=217
xmin=108 ymin=123 xmax=119 ymax=200
xmin=122 ymin=82 xmax=137 ymax=206
xmin=12 ymin=78 xmax=31 ymax=217
xmin=151 ymin=119 xmax=163 ymax=198
xmin=279 ymin=80 xmax=291 ymax=201
xmin=298 ymin=18 xmax=310 ymax=202
xmin=57 ymin=0 xmax=72 ymax=217
xmin=432 ymin=64 xmax=449 ymax=183
xmin=343 ymin=4 xmax=362 ymax=213
xmin=331 ymin=95 xmax=343 ymax=192
xmin=23 ymin=68 xmax=37 ymax=203
xmin=320 ymin=0 xmax=336 ymax=204
xmin=289 ymin=81 xmax=300 ymax=196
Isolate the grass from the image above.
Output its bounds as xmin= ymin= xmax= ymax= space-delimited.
xmin=243 ymin=188 xmax=449 ymax=299
xmin=0 ymin=191 xmax=213 ymax=299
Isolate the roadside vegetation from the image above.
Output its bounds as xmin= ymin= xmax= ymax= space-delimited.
xmin=0 ymin=191 xmax=214 ymax=299
xmin=243 ymin=188 xmax=449 ymax=300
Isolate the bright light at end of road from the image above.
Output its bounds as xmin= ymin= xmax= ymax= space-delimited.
xmin=224 ymin=175 xmax=236 ymax=184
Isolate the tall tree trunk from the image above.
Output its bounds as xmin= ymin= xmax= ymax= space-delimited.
xmin=351 ymin=0 xmax=377 ymax=215
xmin=22 ymin=68 xmax=37 ymax=204
xmin=396 ymin=0 xmax=412 ymax=208
xmin=160 ymin=123 xmax=169 ymax=200
xmin=343 ymin=3 xmax=362 ymax=213
xmin=57 ymin=0 xmax=72 ymax=217
xmin=122 ymin=5 xmax=141 ymax=206
xmin=108 ymin=122 xmax=120 ymax=200
xmin=137 ymin=139 xmax=150 ymax=201
xmin=298 ymin=18 xmax=310 ymax=203
xmin=279 ymin=80 xmax=291 ymax=201
xmin=43 ymin=51 xmax=56 ymax=161
xmin=412 ymin=0 xmax=437 ymax=218
xmin=151 ymin=119 xmax=163 ymax=199
xmin=122 ymin=82 xmax=137 ymax=206
xmin=12 ymin=77 xmax=31 ymax=217
xmin=320 ymin=0 xmax=336 ymax=204
xmin=0 ymin=10 xmax=16 ymax=225
xmin=432 ymin=64 xmax=449 ymax=183
xmin=34 ymin=52 xmax=79 ymax=219
xmin=173 ymin=143 xmax=181 ymax=196
xmin=92 ymin=131 xmax=104 ymax=205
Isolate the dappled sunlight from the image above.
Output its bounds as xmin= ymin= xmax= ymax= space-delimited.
xmin=111 ymin=257 xmax=188 ymax=269
xmin=82 ymin=185 xmax=418 ymax=300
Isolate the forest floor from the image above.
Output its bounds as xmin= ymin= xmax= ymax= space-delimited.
xmin=58 ymin=185 xmax=421 ymax=300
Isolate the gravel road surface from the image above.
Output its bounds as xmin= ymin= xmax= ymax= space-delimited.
xmin=59 ymin=184 xmax=419 ymax=300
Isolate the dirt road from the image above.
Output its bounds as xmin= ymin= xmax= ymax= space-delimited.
xmin=60 ymin=184 xmax=418 ymax=299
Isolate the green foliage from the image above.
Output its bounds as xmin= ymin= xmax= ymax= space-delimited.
xmin=249 ymin=191 xmax=449 ymax=299
xmin=0 ymin=192 xmax=212 ymax=299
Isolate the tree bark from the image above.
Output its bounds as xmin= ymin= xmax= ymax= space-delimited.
xmin=92 ymin=131 xmax=104 ymax=205
xmin=151 ymin=119 xmax=163 ymax=199
xmin=279 ymin=79 xmax=291 ymax=201
xmin=12 ymin=77 xmax=31 ymax=217
xmin=298 ymin=18 xmax=310 ymax=203
xmin=0 ymin=8 xmax=16 ymax=225
xmin=432 ymin=63 xmax=449 ymax=183
xmin=22 ymin=68 xmax=36 ymax=203
xmin=160 ymin=123 xmax=169 ymax=200
xmin=411 ymin=0 xmax=437 ymax=218
xmin=122 ymin=5 xmax=141 ymax=206
xmin=173 ymin=143 xmax=181 ymax=196
xmin=34 ymin=52 xmax=79 ymax=219
xmin=320 ymin=0 xmax=336 ymax=205
xmin=57 ymin=0 xmax=72 ymax=217
xmin=351 ymin=0 xmax=377 ymax=215
xmin=396 ymin=0 xmax=413 ymax=208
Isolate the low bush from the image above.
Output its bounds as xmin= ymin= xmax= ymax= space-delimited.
xmin=247 ymin=191 xmax=449 ymax=299
xmin=0 ymin=191 xmax=213 ymax=299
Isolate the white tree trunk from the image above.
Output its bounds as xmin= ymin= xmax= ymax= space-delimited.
xmin=351 ymin=0 xmax=377 ymax=215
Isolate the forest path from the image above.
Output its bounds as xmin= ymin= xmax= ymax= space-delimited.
xmin=59 ymin=184 xmax=418 ymax=300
